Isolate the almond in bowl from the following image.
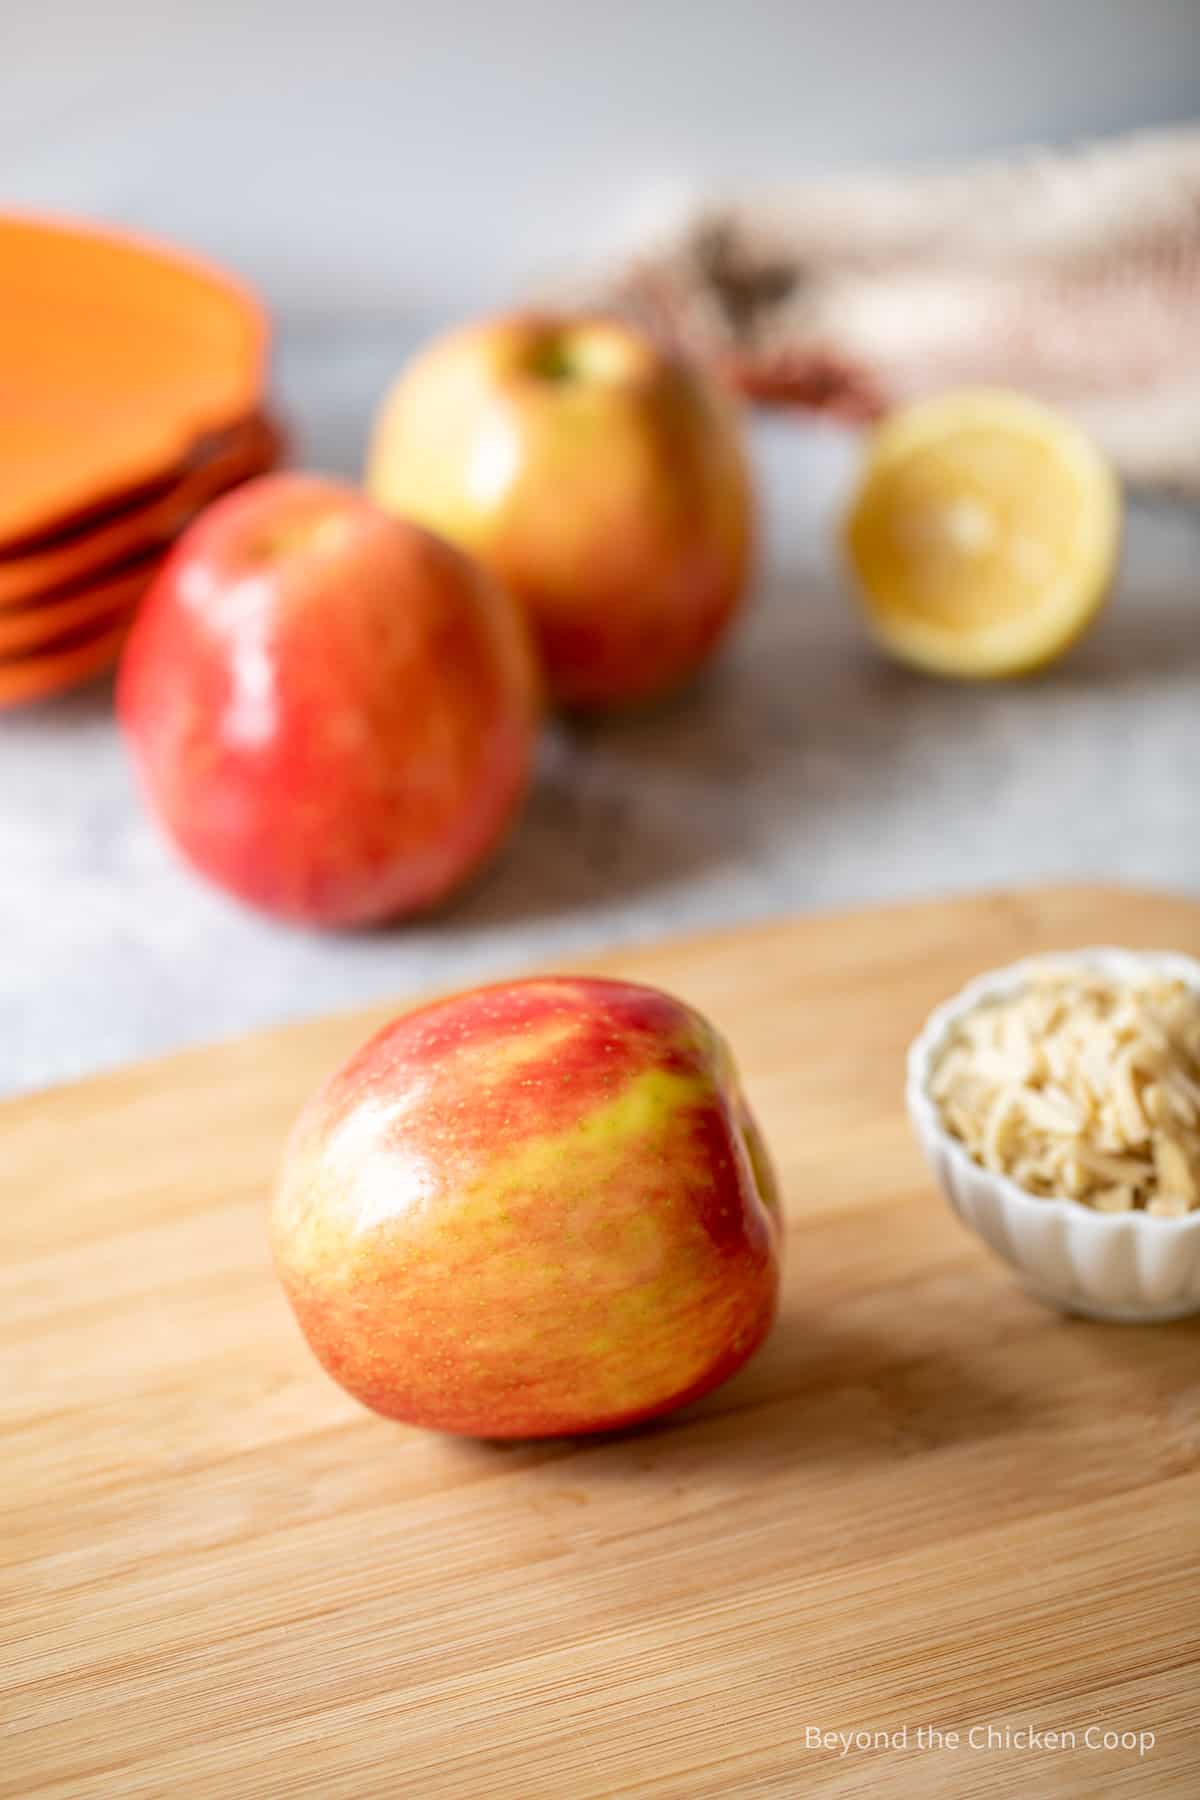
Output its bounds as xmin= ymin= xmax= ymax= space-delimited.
xmin=907 ymin=951 xmax=1200 ymax=1322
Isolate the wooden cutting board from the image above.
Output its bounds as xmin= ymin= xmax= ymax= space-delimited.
xmin=5 ymin=885 xmax=1199 ymax=1800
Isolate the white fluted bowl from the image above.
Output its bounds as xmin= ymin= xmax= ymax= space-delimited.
xmin=907 ymin=949 xmax=1200 ymax=1323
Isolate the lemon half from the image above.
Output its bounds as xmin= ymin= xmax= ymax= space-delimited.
xmin=843 ymin=389 xmax=1121 ymax=679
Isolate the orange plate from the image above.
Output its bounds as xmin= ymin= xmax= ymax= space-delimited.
xmin=0 ymin=410 xmax=259 ymax=559
xmin=0 ymin=213 xmax=269 ymax=548
xmin=0 ymin=414 xmax=282 ymax=607
xmin=0 ymin=616 xmax=132 ymax=709
xmin=0 ymin=562 xmax=154 ymax=657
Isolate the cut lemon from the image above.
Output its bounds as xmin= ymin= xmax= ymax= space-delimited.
xmin=843 ymin=389 xmax=1121 ymax=679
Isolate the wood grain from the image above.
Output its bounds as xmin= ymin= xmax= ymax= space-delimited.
xmin=4 ymin=884 xmax=1199 ymax=1799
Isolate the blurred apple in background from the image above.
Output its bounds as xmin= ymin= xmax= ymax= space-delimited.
xmin=118 ymin=473 xmax=539 ymax=927
xmin=272 ymin=975 xmax=781 ymax=1437
xmin=366 ymin=313 xmax=755 ymax=709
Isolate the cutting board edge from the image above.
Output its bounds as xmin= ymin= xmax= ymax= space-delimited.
xmin=7 ymin=878 xmax=1191 ymax=1115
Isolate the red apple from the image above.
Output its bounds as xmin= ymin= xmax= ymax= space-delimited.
xmin=118 ymin=473 xmax=539 ymax=927
xmin=272 ymin=976 xmax=781 ymax=1437
xmin=366 ymin=313 xmax=755 ymax=709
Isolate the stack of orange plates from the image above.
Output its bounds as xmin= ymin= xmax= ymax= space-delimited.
xmin=0 ymin=214 xmax=279 ymax=708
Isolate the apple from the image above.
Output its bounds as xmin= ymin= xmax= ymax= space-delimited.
xmin=118 ymin=473 xmax=539 ymax=927
xmin=272 ymin=975 xmax=781 ymax=1437
xmin=365 ymin=313 xmax=755 ymax=709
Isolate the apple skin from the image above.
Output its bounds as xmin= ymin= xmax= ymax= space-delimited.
xmin=271 ymin=976 xmax=781 ymax=1437
xmin=365 ymin=313 xmax=755 ymax=710
xmin=117 ymin=473 xmax=539 ymax=927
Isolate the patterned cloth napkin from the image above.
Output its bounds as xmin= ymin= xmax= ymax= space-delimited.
xmin=600 ymin=128 xmax=1200 ymax=492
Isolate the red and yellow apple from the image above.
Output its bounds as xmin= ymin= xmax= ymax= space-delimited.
xmin=365 ymin=313 xmax=755 ymax=709
xmin=271 ymin=976 xmax=781 ymax=1437
xmin=118 ymin=473 xmax=539 ymax=927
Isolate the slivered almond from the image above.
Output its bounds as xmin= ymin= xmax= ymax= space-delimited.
xmin=932 ymin=964 xmax=1200 ymax=1213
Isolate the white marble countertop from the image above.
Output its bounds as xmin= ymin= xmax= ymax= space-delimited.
xmin=6 ymin=319 xmax=1200 ymax=1097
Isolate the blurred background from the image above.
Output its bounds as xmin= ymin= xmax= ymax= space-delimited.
xmin=10 ymin=2 xmax=1200 ymax=315
xmin=5 ymin=0 xmax=1200 ymax=1092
